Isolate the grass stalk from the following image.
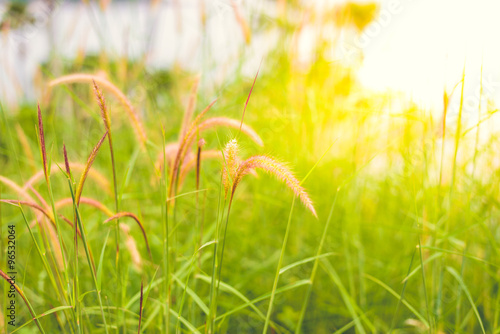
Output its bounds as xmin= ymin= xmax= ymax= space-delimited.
xmin=295 ymin=190 xmax=338 ymax=333
xmin=0 ymin=269 xmax=45 ymax=333
xmin=37 ymin=105 xmax=71 ymax=301
xmin=160 ymin=124 xmax=171 ymax=334
xmin=389 ymin=246 xmax=417 ymax=333
xmin=92 ymin=79 xmax=123 ymax=332
xmin=138 ymin=280 xmax=144 ymax=334
xmin=63 ymin=145 xmax=81 ymax=334
xmin=263 ymin=197 xmax=296 ymax=334
xmin=418 ymin=236 xmax=432 ymax=332
xmin=207 ymin=173 xmax=225 ymax=334
xmin=67 ymin=175 xmax=109 ymax=333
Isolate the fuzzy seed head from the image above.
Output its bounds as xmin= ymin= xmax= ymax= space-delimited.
xmin=169 ymin=99 xmax=217 ymax=197
xmin=76 ymin=130 xmax=108 ymax=205
xmin=63 ymin=144 xmax=71 ymax=178
xmin=93 ymin=79 xmax=111 ymax=131
xmin=232 ymin=155 xmax=317 ymax=217
xmin=37 ymin=104 xmax=48 ymax=183
xmin=223 ymin=139 xmax=240 ymax=195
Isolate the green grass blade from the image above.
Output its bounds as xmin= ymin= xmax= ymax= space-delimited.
xmin=364 ymin=273 xmax=429 ymax=328
xmin=446 ymin=266 xmax=485 ymax=334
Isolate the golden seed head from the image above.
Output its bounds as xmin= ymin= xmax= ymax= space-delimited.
xmin=232 ymin=155 xmax=317 ymax=217
xmin=223 ymin=139 xmax=240 ymax=196
xmin=63 ymin=144 xmax=71 ymax=178
xmin=37 ymin=104 xmax=48 ymax=183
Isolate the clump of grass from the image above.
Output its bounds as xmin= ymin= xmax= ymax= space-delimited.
xmin=65 ymin=136 xmax=109 ymax=333
xmin=168 ymin=106 xmax=265 ymax=199
xmin=209 ymin=139 xmax=317 ymax=332
xmin=37 ymin=104 xmax=71 ymax=289
xmin=0 ymin=198 xmax=73 ymax=272
xmin=92 ymin=79 xmax=123 ymax=325
xmin=155 ymin=116 xmax=263 ymax=183
xmin=169 ymin=99 xmax=218 ymax=197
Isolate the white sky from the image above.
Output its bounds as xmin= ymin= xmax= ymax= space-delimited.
xmin=357 ymin=0 xmax=500 ymax=112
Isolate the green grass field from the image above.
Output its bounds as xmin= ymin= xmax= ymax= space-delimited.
xmin=1 ymin=1 xmax=499 ymax=333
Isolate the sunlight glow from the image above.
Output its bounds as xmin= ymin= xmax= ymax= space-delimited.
xmin=357 ymin=0 xmax=500 ymax=112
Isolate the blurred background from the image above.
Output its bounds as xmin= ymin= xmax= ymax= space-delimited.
xmin=3 ymin=0 xmax=500 ymax=111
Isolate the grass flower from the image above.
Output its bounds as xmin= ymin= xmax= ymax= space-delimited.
xmin=179 ymin=76 xmax=201 ymax=141
xmin=155 ymin=116 xmax=263 ymax=177
xmin=224 ymin=139 xmax=316 ymax=217
xmin=223 ymin=139 xmax=240 ymax=196
xmin=75 ymin=131 xmax=108 ymax=205
xmin=63 ymin=144 xmax=71 ymax=179
xmin=49 ymin=73 xmax=147 ymax=147
xmin=37 ymin=105 xmax=48 ymax=184
xmin=169 ymin=99 xmax=218 ymax=196
xmin=232 ymin=155 xmax=317 ymax=217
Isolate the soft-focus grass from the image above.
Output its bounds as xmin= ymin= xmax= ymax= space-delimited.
xmin=1 ymin=3 xmax=500 ymax=334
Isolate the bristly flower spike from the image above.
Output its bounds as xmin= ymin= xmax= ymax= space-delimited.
xmin=227 ymin=140 xmax=317 ymax=217
xmin=37 ymin=104 xmax=48 ymax=184
xmin=75 ymin=131 xmax=109 ymax=205
xmin=223 ymin=139 xmax=239 ymax=197
xmin=63 ymin=143 xmax=71 ymax=179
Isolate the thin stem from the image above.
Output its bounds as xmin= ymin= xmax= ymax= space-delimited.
xmin=263 ymin=197 xmax=296 ymax=334
xmin=67 ymin=177 xmax=81 ymax=334
xmin=68 ymin=181 xmax=109 ymax=333
xmin=296 ymin=191 xmax=338 ymax=333
xmin=207 ymin=173 xmax=225 ymax=334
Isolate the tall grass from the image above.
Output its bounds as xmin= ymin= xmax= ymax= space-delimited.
xmin=0 ymin=2 xmax=499 ymax=333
